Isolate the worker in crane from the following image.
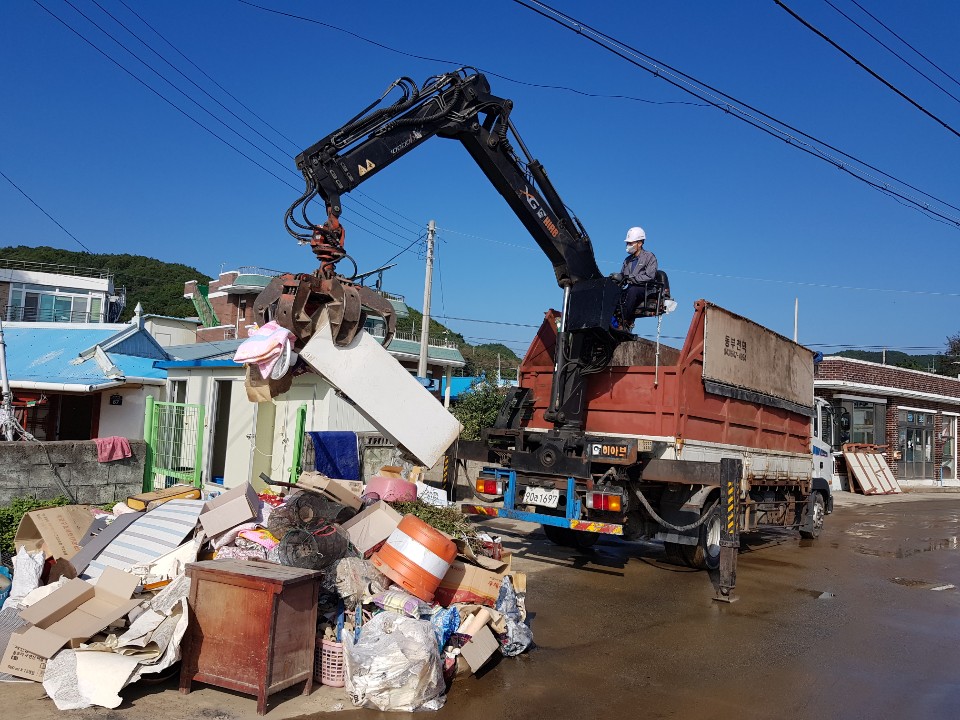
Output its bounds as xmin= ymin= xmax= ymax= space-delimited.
xmin=610 ymin=226 xmax=658 ymax=330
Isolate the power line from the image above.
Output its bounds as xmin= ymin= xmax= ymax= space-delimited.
xmin=821 ymin=0 xmax=960 ymax=106
xmin=115 ymin=0 xmax=302 ymax=152
xmin=512 ymin=0 xmax=960 ymax=227
xmin=0 ymin=168 xmax=92 ymax=252
xmin=232 ymin=0 xmax=707 ymax=109
xmin=847 ymin=0 xmax=960 ymax=92
xmin=772 ymin=0 xmax=960 ymax=139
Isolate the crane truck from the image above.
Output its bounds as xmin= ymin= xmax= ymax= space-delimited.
xmin=253 ymin=68 xmax=835 ymax=574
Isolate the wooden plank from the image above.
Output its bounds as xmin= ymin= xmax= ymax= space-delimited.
xmin=843 ymin=450 xmax=882 ymax=494
xmin=865 ymin=453 xmax=901 ymax=494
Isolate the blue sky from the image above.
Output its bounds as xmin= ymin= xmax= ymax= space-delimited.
xmin=2 ymin=1 xmax=959 ymax=359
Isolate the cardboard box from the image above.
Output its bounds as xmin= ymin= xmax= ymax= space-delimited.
xmin=1 ymin=567 xmax=140 ymax=681
xmin=126 ymin=484 xmax=201 ymax=511
xmin=297 ymin=472 xmax=363 ymax=510
xmin=435 ymin=555 xmax=512 ymax=608
xmin=198 ymin=481 xmax=259 ymax=537
xmin=415 ymin=481 xmax=449 ymax=507
xmin=339 ymin=500 xmax=402 ymax=556
xmin=14 ymin=505 xmax=95 ymax=559
xmin=459 ymin=622 xmax=500 ymax=673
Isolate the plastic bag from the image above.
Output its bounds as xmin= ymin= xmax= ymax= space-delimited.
xmin=495 ymin=575 xmax=533 ymax=657
xmin=343 ymin=612 xmax=446 ymax=712
xmin=323 ymin=557 xmax=388 ymax=611
xmin=2 ymin=546 xmax=44 ymax=610
xmin=429 ymin=606 xmax=460 ymax=653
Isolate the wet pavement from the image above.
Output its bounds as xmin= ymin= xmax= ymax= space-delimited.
xmin=330 ymin=493 xmax=960 ymax=720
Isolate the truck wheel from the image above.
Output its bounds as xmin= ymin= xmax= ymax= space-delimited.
xmin=799 ymin=492 xmax=825 ymax=540
xmin=682 ymin=504 xmax=721 ymax=570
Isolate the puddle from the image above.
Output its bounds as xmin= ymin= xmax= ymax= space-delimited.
xmin=852 ymin=537 xmax=959 ymax=558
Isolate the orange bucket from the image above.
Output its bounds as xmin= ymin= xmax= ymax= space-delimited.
xmin=371 ymin=515 xmax=457 ymax=602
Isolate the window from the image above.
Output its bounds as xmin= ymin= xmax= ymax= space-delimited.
xmin=850 ymin=401 xmax=876 ymax=444
xmin=5 ymin=283 xmax=107 ymax=323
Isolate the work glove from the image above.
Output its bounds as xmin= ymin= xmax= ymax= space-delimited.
xmin=609 ymin=273 xmax=624 ymax=284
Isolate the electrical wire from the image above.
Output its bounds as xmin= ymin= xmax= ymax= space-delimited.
xmin=772 ymin=0 xmax=960 ymax=139
xmin=0 ymin=168 xmax=92 ymax=252
xmin=847 ymin=0 xmax=960 ymax=92
xmin=512 ymin=0 xmax=960 ymax=227
xmin=821 ymin=0 xmax=960 ymax=106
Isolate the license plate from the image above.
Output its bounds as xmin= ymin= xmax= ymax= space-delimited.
xmin=522 ymin=486 xmax=560 ymax=509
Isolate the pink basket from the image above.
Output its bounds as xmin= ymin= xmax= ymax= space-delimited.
xmin=314 ymin=638 xmax=345 ymax=687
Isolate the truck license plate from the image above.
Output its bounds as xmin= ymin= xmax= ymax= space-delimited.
xmin=522 ymin=486 xmax=560 ymax=509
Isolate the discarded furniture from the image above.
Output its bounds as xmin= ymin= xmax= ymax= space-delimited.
xmin=178 ymin=560 xmax=322 ymax=715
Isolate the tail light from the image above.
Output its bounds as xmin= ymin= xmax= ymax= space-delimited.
xmin=476 ymin=478 xmax=504 ymax=495
xmin=585 ymin=491 xmax=622 ymax=512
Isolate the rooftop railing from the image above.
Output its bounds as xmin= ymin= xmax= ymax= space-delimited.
xmin=0 ymin=257 xmax=113 ymax=279
xmin=4 ymin=305 xmax=107 ymax=324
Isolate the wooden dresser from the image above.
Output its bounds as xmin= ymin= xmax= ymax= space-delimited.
xmin=178 ymin=560 xmax=323 ymax=715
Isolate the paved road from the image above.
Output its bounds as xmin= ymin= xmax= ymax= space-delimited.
xmin=365 ymin=493 xmax=960 ymax=720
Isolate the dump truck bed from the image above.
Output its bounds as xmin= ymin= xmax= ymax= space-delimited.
xmin=519 ymin=300 xmax=814 ymax=456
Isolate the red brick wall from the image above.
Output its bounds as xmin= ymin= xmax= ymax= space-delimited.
xmin=816 ymin=357 xmax=960 ymax=400
xmin=816 ymin=357 xmax=960 ymax=481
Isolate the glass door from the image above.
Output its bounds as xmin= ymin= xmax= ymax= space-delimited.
xmin=942 ymin=417 xmax=956 ymax=482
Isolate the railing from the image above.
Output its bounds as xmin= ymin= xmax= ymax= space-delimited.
xmin=4 ymin=305 xmax=107 ymax=323
xmin=0 ymin=257 xmax=113 ymax=279
xmin=231 ymin=266 xmax=287 ymax=278
xmin=367 ymin=326 xmax=458 ymax=349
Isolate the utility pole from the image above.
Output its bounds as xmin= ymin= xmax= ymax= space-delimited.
xmin=418 ymin=219 xmax=436 ymax=379
xmin=0 ymin=320 xmax=15 ymax=440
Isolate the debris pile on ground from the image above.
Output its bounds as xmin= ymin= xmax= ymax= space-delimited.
xmin=0 ymin=464 xmax=532 ymax=713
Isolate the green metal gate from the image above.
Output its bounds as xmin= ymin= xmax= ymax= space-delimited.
xmin=143 ymin=396 xmax=206 ymax=491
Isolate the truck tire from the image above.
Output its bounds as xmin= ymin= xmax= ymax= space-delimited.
xmin=682 ymin=504 xmax=721 ymax=570
xmin=799 ymin=492 xmax=825 ymax=540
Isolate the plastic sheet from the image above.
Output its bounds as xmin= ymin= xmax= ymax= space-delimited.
xmin=2 ymin=547 xmax=44 ymax=611
xmin=495 ymin=575 xmax=533 ymax=657
xmin=343 ymin=612 xmax=446 ymax=712
xmin=322 ymin=557 xmax=388 ymax=611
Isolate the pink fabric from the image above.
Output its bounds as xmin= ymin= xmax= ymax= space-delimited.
xmin=95 ymin=436 xmax=132 ymax=462
xmin=233 ymin=321 xmax=296 ymax=378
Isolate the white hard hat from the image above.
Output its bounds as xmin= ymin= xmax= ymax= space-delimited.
xmin=625 ymin=226 xmax=646 ymax=244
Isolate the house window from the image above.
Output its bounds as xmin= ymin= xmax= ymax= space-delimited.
xmin=850 ymin=401 xmax=876 ymax=444
xmin=6 ymin=283 xmax=106 ymax=323
xmin=942 ymin=417 xmax=957 ymax=482
xmin=899 ymin=410 xmax=935 ymax=480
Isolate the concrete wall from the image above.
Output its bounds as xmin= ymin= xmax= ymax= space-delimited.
xmin=98 ymin=387 xmax=162 ymax=439
xmin=0 ymin=440 xmax=146 ymax=506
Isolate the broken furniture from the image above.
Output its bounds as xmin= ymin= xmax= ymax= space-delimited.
xmin=178 ymin=560 xmax=322 ymax=715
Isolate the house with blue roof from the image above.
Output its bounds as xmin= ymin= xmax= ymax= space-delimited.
xmin=1 ymin=304 xmax=168 ymax=440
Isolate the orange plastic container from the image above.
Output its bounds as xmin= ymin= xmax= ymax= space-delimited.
xmin=371 ymin=515 xmax=457 ymax=602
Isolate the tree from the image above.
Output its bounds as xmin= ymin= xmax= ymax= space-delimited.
xmin=450 ymin=379 xmax=509 ymax=441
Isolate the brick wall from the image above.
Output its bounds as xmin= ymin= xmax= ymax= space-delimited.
xmin=816 ymin=357 xmax=960 ymax=483
xmin=0 ymin=440 xmax=146 ymax=505
xmin=816 ymin=357 xmax=960 ymax=400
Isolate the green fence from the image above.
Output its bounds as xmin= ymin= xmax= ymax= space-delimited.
xmin=143 ymin=396 xmax=206 ymax=491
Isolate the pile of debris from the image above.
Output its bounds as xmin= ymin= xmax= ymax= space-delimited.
xmin=0 ymin=467 xmax=531 ymax=712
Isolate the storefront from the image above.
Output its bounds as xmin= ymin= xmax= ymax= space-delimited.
xmin=815 ymin=357 xmax=960 ymax=488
